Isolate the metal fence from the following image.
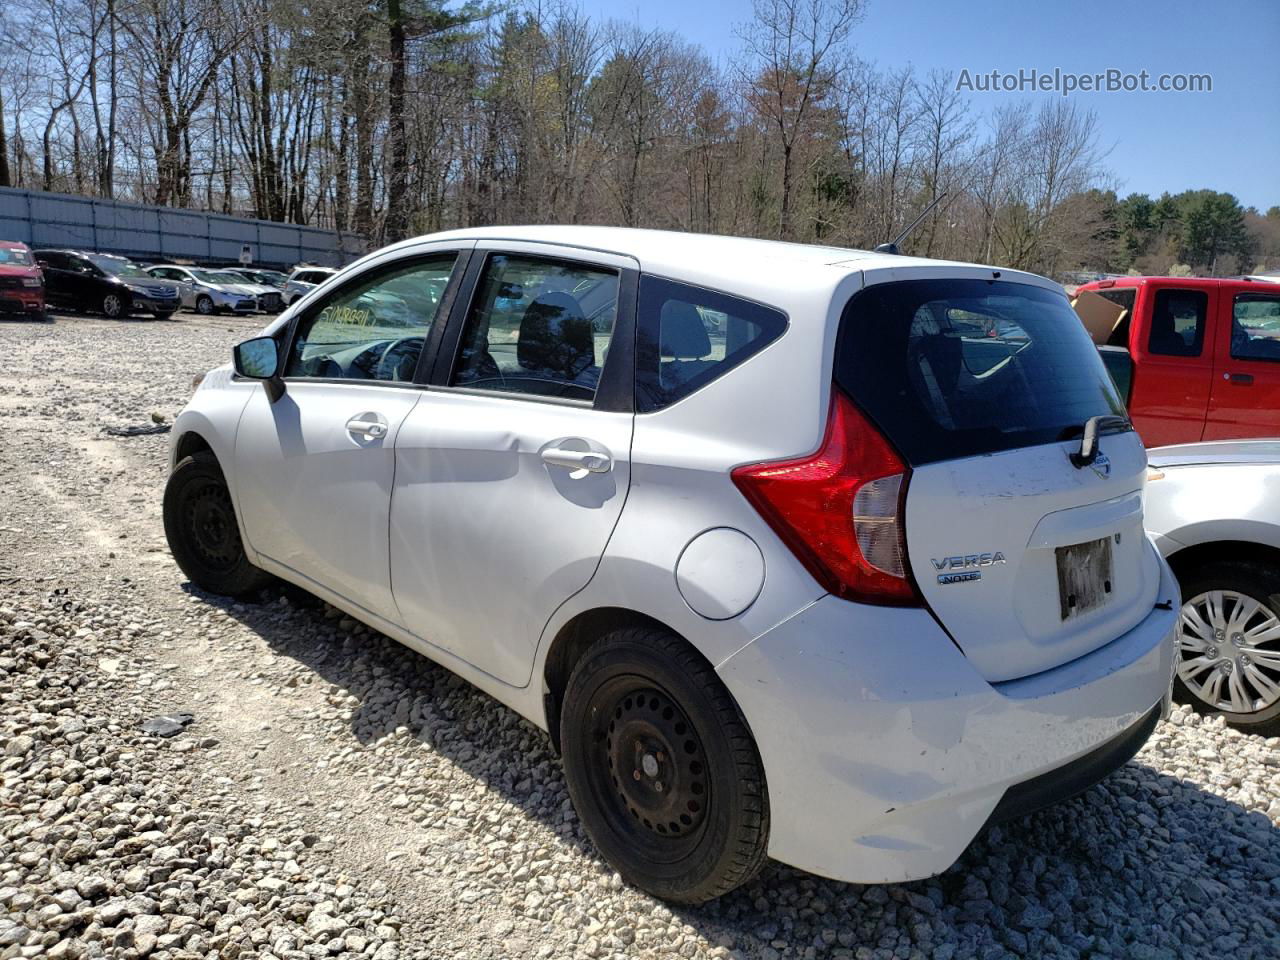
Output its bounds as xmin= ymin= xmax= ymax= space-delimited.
xmin=0 ymin=186 xmax=367 ymax=269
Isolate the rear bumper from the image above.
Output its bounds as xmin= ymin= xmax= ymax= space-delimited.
xmin=716 ymin=548 xmax=1178 ymax=885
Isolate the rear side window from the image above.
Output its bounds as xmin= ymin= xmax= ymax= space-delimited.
xmin=1231 ymin=293 xmax=1280 ymax=361
xmin=1148 ymin=289 xmax=1206 ymax=357
xmin=835 ymin=279 xmax=1124 ymax=465
xmin=635 ymin=276 xmax=787 ymax=412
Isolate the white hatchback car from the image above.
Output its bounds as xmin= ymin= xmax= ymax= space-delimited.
xmin=163 ymin=227 xmax=1178 ymax=903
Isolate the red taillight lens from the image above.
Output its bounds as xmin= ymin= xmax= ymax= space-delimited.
xmin=731 ymin=389 xmax=920 ymax=606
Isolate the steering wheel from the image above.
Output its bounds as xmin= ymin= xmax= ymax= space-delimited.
xmin=375 ymin=336 xmax=424 ymax=382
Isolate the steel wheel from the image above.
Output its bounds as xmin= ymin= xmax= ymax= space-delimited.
xmin=560 ymin=627 xmax=769 ymax=903
xmin=590 ymin=682 xmax=710 ymax=857
xmin=163 ymin=451 xmax=274 ymax=598
xmin=1177 ymin=589 xmax=1280 ymax=714
xmin=184 ymin=479 xmax=241 ymax=573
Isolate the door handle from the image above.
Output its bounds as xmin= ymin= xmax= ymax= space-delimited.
xmin=1224 ymin=372 xmax=1254 ymax=385
xmin=541 ymin=447 xmax=612 ymax=474
xmin=346 ymin=415 xmax=388 ymax=440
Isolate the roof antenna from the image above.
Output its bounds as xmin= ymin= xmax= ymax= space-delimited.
xmin=874 ymin=193 xmax=949 ymax=255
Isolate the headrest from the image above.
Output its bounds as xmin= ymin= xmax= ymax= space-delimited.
xmin=517 ymin=292 xmax=594 ymax=379
xmin=660 ymin=300 xmax=712 ymax=359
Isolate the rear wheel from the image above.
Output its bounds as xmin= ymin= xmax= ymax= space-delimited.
xmin=163 ymin=451 xmax=273 ymax=599
xmin=560 ymin=627 xmax=769 ymax=904
xmin=101 ymin=292 xmax=128 ymax=319
xmin=1173 ymin=559 xmax=1280 ymax=735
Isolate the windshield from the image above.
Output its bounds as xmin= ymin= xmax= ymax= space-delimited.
xmin=194 ymin=270 xmax=247 ymax=284
xmin=88 ymin=255 xmax=150 ymax=279
xmin=835 ymin=278 xmax=1125 ymax=465
xmin=0 ymin=247 xmax=33 ymax=266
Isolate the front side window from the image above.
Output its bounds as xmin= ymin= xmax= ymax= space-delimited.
xmin=1231 ymin=294 xmax=1280 ymax=362
xmin=286 ymin=256 xmax=456 ymax=382
xmin=635 ymin=276 xmax=788 ymax=412
xmin=451 ymin=254 xmax=619 ymax=402
xmin=1147 ymin=288 xmax=1206 ymax=357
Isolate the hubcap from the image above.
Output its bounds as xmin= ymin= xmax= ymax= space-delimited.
xmin=1178 ymin=589 xmax=1280 ymax=714
xmin=185 ymin=481 xmax=240 ymax=571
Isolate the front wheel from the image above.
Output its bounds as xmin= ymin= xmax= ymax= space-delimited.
xmin=560 ymin=627 xmax=770 ymax=904
xmin=163 ymin=452 xmax=274 ymax=599
xmin=101 ymin=292 xmax=128 ymax=319
xmin=195 ymin=295 xmax=215 ymax=315
xmin=1174 ymin=559 xmax=1280 ymax=736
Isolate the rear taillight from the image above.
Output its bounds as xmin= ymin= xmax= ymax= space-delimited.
xmin=731 ymin=389 xmax=920 ymax=606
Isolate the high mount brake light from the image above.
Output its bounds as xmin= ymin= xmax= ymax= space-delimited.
xmin=731 ymin=389 xmax=920 ymax=606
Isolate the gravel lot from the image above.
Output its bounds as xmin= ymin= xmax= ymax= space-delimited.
xmin=2 ymin=311 xmax=1280 ymax=960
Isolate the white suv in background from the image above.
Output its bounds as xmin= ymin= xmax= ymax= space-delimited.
xmin=284 ymin=266 xmax=337 ymax=305
xmin=162 ymin=227 xmax=1178 ymax=903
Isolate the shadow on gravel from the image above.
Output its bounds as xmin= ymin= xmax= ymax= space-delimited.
xmin=196 ymin=583 xmax=1280 ymax=959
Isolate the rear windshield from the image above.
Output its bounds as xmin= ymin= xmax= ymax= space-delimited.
xmin=835 ymin=278 xmax=1125 ymax=465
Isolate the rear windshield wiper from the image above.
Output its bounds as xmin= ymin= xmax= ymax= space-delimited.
xmin=1066 ymin=415 xmax=1132 ymax=468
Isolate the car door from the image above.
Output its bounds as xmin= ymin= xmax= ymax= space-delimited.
xmin=233 ymin=244 xmax=469 ymax=624
xmin=388 ymin=243 xmax=637 ymax=686
xmin=35 ymin=253 xmax=72 ymax=306
xmin=1204 ymin=287 xmax=1280 ymax=439
xmin=1129 ymin=283 xmax=1215 ymax=445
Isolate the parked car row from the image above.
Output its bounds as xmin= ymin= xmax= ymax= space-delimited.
xmin=0 ymin=239 xmax=341 ymax=321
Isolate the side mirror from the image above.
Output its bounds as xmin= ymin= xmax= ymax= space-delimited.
xmin=233 ymin=337 xmax=286 ymax=402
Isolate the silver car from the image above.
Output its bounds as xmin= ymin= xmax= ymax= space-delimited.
xmin=147 ymin=265 xmax=261 ymax=315
xmin=284 ymin=266 xmax=337 ymax=305
xmin=1146 ymin=440 xmax=1280 ymax=734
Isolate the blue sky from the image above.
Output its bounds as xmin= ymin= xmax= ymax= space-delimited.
xmin=591 ymin=0 xmax=1279 ymax=211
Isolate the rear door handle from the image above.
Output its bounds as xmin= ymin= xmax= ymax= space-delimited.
xmin=346 ymin=414 xmax=388 ymax=440
xmin=541 ymin=447 xmax=612 ymax=474
xmin=1224 ymin=372 xmax=1254 ymax=385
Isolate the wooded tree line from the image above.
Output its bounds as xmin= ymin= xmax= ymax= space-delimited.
xmin=1 ymin=0 xmax=1275 ymax=277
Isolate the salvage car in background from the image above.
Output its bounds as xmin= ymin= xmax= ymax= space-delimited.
xmin=1074 ymin=276 xmax=1280 ymax=446
xmin=1145 ymin=440 xmax=1280 ymax=734
xmin=34 ymin=249 xmax=180 ymax=319
xmin=0 ymin=240 xmax=45 ymax=320
xmin=162 ymin=227 xmax=1178 ymax=903
xmin=284 ymin=265 xmax=337 ymax=305
xmin=146 ymin=265 xmax=260 ymax=315
xmin=226 ymin=267 xmax=289 ymax=290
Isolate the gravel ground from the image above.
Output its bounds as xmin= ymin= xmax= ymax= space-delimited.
xmin=2 ymin=311 xmax=1279 ymax=960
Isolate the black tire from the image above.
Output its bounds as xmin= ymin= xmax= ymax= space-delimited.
xmin=560 ymin=627 xmax=769 ymax=904
xmin=1172 ymin=558 xmax=1280 ymax=736
xmin=101 ymin=291 xmax=128 ymax=319
xmin=195 ymin=295 xmax=215 ymax=315
xmin=163 ymin=452 xmax=274 ymax=599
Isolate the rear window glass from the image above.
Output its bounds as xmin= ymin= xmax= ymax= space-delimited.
xmin=636 ymin=276 xmax=787 ymax=412
xmin=835 ymin=279 xmax=1125 ymax=465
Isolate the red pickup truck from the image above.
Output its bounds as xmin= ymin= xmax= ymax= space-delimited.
xmin=1073 ymin=276 xmax=1280 ymax=446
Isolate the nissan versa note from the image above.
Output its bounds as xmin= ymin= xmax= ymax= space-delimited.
xmin=162 ymin=227 xmax=1178 ymax=903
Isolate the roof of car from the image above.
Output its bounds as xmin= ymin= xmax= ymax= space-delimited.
xmin=0 ymin=240 xmax=30 ymax=249
xmin=381 ymin=226 xmax=1057 ymax=292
